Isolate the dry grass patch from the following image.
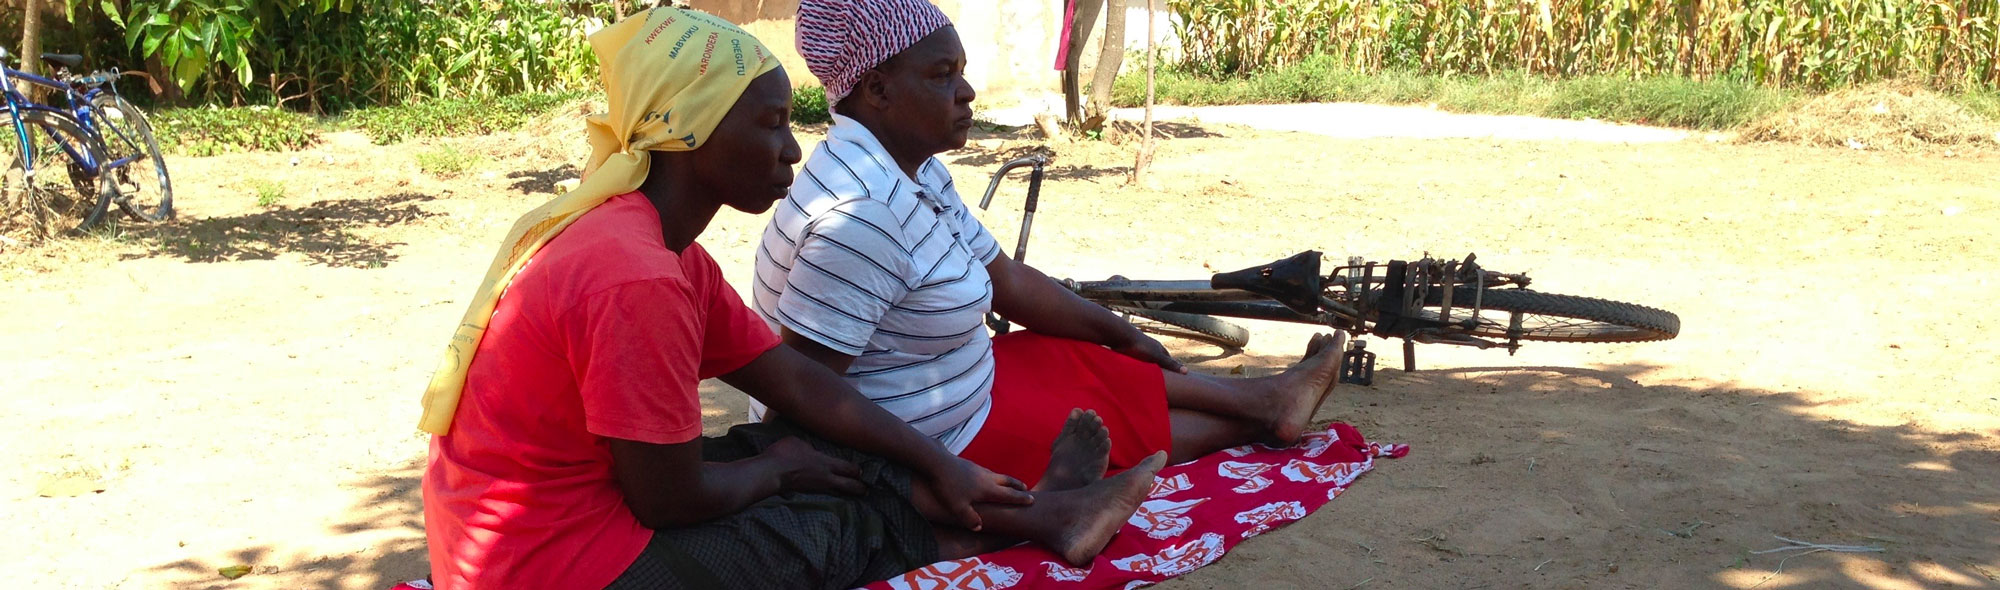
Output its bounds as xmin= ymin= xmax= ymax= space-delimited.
xmin=1741 ymin=82 xmax=2000 ymax=151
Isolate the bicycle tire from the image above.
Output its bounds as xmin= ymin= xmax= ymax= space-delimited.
xmin=89 ymin=94 xmax=172 ymax=222
xmin=1418 ymin=287 xmax=1679 ymax=343
xmin=6 ymin=110 xmax=112 ymax=235
xmin=1110 ymin=306 xmax=1252 ymax=349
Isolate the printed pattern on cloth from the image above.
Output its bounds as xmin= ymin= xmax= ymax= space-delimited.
xmin=855 ymin=422 xmax=1409 ymax=590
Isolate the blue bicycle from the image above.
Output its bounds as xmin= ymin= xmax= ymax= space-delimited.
xmin=1 ymin=47 xmax=172 ymax=238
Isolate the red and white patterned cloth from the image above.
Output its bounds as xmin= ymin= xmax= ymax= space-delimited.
xmin=796 ymin=0 xmax=953 ymax=104
xmin=859 ymin=423 xmax=1408 ymax=590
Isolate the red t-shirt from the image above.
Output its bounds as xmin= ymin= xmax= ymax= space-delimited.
xmin=423 ymin=192 xmax=781 ymax=590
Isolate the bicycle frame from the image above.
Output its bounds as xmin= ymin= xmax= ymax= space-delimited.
xmin=977 ymin=153 xmax=1542 ymax=369
xmin=0 ymin=56 xmax=134 ymax=183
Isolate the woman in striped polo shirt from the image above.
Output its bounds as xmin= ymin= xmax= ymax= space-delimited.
xmin=752 ymin=0 xmax=1346 ymax=488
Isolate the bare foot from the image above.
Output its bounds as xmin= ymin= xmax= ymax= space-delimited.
xmin=1037 ymin=409 xmax=1110 ymax=492
xmin=1261 ymin=332 xmax=1346 ymax=445
xmin=1036 ymin=451 xmax=1168 ymax=565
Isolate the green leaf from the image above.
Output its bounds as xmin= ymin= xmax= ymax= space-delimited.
xmin=125 ymin=16 xmax=149 ymax=50
xmin=446 ymin=51 xmax=477 ymax=74
xmin=142 ymin=29 xmax=168 ymax=57
xmin=172 ymin=53 xmax=206 ymax=92
xmin=217 ymin=565 xmax=252 ymax=580
xmin=180 ymin=21 xmax=205 ymax=44
xmin=203 ymin=20 xmax=219 ymax=54
xmin=233 ymin=44 xmax=252 ymax=86
xmin=101 ymin=0 xmax=125 ymax=27
xmin=168 ymin=34 xmax=190 ymax=67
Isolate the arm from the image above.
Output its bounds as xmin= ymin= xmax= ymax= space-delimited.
xmin=722 ymin=343 xmax=1032 ymax=529
xmin=985 ymin=252 xmax=1185 ymax=373
xmin=755 ymin=329 xmax=855 ymax=423
xmin=782 ymin=327 xmax=855 ymax=374
xmin=610 ymin=435 xmax=865 ymax=529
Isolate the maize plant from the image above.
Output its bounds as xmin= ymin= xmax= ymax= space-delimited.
xmin=1171 ymin=0 xmax=2000 ymax=91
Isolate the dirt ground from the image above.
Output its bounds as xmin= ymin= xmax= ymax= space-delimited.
xmin=3 ymin=110 xmax=1997 ymax=590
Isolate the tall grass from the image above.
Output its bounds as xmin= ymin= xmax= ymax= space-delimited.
xmin=1172 ymin=0 xmax=2000 ymax=91
xmin=1112 ymin=57 xmax=1797 ymax=128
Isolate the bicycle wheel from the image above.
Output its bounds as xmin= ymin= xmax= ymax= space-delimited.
xmin=1417 ymin=287 xmax=1679 ymax=343
xmin=6 ymin=110 xmax=112 ymax=236
xmin=1111 ymin=306 xmax=1252 ymax=349
xmin=89 ymin=95 xmax=172 ymax=222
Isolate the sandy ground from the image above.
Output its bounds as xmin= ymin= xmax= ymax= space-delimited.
xmin=2 ymin=107 xmax=1997 ymax=590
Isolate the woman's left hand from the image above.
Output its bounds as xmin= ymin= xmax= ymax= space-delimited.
xmin=925 ymin=457 xmax=1032 ymax=531
xmin=1111 ymin=331 xmax=1187 ymax=374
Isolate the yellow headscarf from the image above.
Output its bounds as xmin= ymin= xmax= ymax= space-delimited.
xmin=417 ymin=7 xmax=780 ymax=435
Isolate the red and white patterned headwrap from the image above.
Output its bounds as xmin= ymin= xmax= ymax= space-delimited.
xmin=796 ymin=0 xmax=953 ymax=105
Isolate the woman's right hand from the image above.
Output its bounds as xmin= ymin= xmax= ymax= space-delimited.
xmin=922 ymin=455 xmax=1032 ymax=532
xmin=763 ymin=437 xmax=868 ymax=496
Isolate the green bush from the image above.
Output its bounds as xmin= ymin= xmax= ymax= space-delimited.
xmin=415 ymin=145 xmax=484 ymax=176
xmin=1541 ymin=76 xmax=1793 ymax=129
xmin=792 ymin=86 xmax=832 ymax=125
xmin=1956 ymin=91 xmax=2000 ymax=122
xmin=253 ymin=180 xmax=287 ymax=207
xmin=60 ymin=0 xmax=607 ymax=111
xmin=339 ymin=91 xmax=592 ymax=144
xmin=152 ymin=107 xmax=322 ymax=156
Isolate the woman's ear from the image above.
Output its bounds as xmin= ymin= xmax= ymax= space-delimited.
xmin=857 ymin=69 xmax=894 ymax=111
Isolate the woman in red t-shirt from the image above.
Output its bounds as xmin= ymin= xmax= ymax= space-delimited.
xmin=420 ymin=8 xmax=1164 ymax=590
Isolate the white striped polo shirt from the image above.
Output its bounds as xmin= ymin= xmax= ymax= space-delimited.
xmin=750 ymin=114 xmax=1003 ymax=452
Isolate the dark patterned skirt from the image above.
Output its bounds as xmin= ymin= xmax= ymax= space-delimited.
xmin=603 ymin=421 xmax=940 ymax=590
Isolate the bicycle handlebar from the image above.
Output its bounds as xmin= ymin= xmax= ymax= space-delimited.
xmin=66 ymin=69 xmax=119 ymax=89
xmin=977 ymin=154 xmax=1050 ymax=210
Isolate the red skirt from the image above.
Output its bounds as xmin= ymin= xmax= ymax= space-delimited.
xmin=956 ymin=331 xmax=1173 ymax=487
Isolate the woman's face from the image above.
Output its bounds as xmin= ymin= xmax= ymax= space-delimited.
xmin=695 ymin=68 xmax=803 ymax=214
xmin=872 ymin=26 xmax=977 ymax=155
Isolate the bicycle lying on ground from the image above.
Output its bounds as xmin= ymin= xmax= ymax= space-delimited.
xmin=0 ymin=48 xmax=172 ymax=239
xmin=977 ymin=154 xmax=1679 ymax=372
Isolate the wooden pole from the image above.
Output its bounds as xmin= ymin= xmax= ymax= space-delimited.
xmin=1131 ymin=0 xmax=1156 ymax=184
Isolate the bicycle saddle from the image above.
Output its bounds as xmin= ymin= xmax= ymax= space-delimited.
xmin=1211 ymin=251 xmax=1323 ymax=315
xmin=40 ymin=53 xmax=83 ymax=69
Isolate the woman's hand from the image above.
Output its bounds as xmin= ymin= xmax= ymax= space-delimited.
xmin=924 ymin=456 xmax=1033 ymax=531
xmin=764 ymin=437 xmax=868 ymax=496
xmin=1110 ymin=329 xmax=1187 ymax=374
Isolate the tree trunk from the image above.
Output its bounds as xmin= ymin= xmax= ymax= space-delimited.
xmin=1087 ymin=0 xmax=1125 ymax=115
xmin=20 ymin=0 xmax=41 ymax=77
xmin=145 ymin=53 xmax=185 ymax=105
xmin=1061 ymin=0 xmax=1105 ymax=127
